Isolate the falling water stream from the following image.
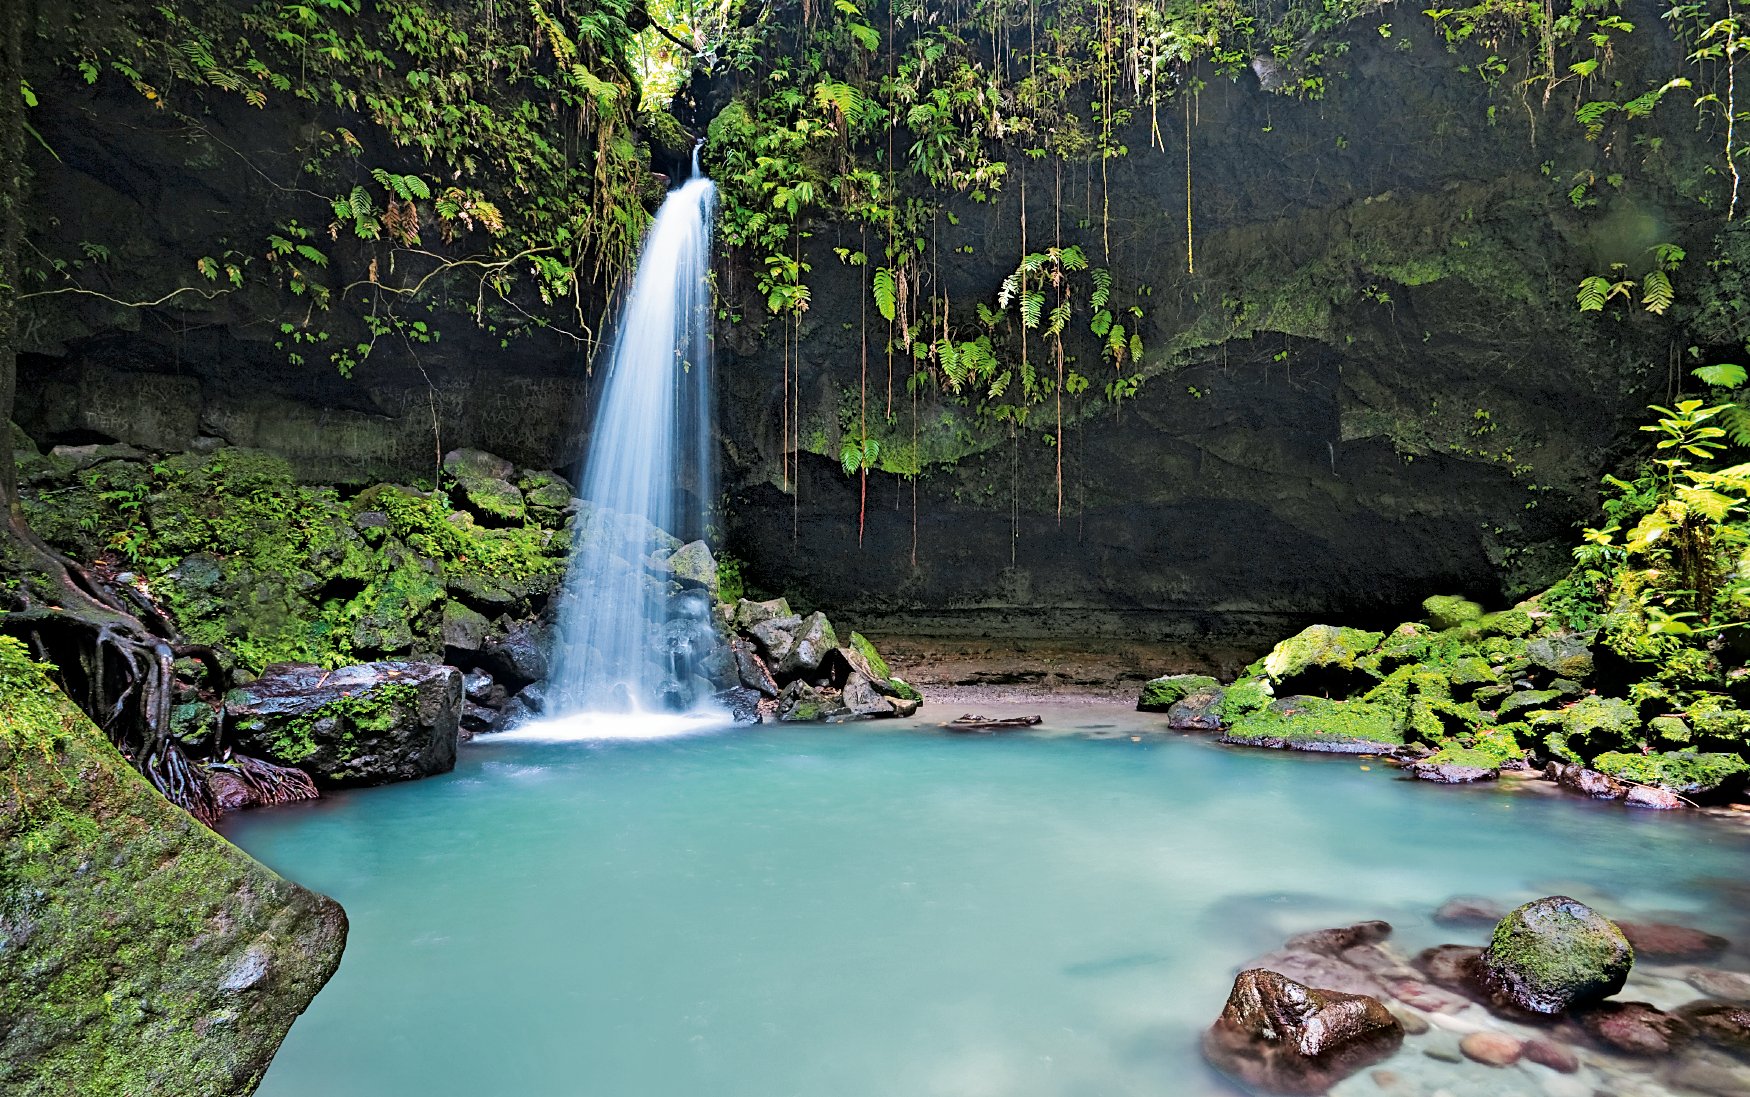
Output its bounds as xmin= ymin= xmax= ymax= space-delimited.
xmin=521 ymin=157 xmax=720 ymax=737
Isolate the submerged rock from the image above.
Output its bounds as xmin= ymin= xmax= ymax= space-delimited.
xmin=0 ymin=643 xmax=347 ymax=1095
xmin=1691 ymin=968 xmax=1750 ymax=1002
xmin=226 ymin=661 xmax=462 ymax=787
xmin=1476 ymin=896 xmax=1633 ymax=1015
xmin=1202 ymin=968 xmax=1404 ymax=1095
xmin=1578 ymin=1000 xmax=1688 ymax=1055
xmin=1617 ymin=921 xmax=1729 ymax=960
xmin=1404 ymin=759 xmax=1498 ymax=784
xmin=1433 ymin=896 xmax=1508 ymax=928
xmin=1459 ymin=1030 xmax=1524 ymax=1066
xmin=1680 ymin=1001 xmax=1750 ymax=1056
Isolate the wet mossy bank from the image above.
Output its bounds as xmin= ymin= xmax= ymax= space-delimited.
xmin=0 ymin=637 xmax=346 ymax=1095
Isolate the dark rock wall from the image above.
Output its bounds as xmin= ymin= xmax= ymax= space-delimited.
xmin=15 ymin=4 xmax=1706 ymax=647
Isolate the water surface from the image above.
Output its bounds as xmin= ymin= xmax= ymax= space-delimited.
xmin=229 ymin=705 xmax=1750 ymax=1096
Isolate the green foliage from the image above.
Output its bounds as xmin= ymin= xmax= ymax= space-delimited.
xmin=22 ymin=449 xmax=566 ymax=672
xmin=36 ymin=0 xmax=663 ymax=373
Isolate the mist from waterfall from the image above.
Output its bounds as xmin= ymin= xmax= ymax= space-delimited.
xmin=540 ymin=163 xmax=718 ymax=724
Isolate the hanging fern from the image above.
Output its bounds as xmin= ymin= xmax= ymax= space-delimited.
xmin=1642 ymin=270 xmax=1674 ymax=315
xmin=1694 ymin=363 xmax=1749 ymax=389
xmin=1089 ymin=268 xmax=1113 ymax=311
xmin=873 ymin=267 xmax=898 ymax=321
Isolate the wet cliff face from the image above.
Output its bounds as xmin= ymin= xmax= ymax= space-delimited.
xmin=12 ymin=1 xmax=1719 ymax=648
xmin=710 ymin=14 xmax=1696 ymax=643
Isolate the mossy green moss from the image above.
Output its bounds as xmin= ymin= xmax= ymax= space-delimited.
xmin=1225 ymin=695 xmax=1404 ymax=749
xmin=1593 ymin=750 xmax=1748 ymax=795
xmin=22 ymin=448 xmax=567 ymax=672
xmin=0 ymin=640 xmax=347 ymax=1096
xmin=850 ymin=632 xmax=893 ymax=681
xmin=1423 ymin=594 xmax=1484 ymax=631
xmin=1261 ymin=624 xmax=1384 ymax=684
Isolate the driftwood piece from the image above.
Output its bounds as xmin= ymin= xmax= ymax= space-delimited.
xmin=945 ymin=713 xmax=1043 ymax=732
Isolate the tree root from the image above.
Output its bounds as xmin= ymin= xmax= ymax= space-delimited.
xmin=2 ymin=507 xmax=236 ymax=824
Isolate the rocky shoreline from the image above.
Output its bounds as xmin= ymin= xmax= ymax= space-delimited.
xmin=1203 ymin=894 xmax=1750 ymax=1097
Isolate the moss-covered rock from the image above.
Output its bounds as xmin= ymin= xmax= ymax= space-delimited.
xmin=0 ymin=638 xmax=347 ymax=1096
xmin=1261 ymin=624 xmax=1384 ymax=693
xmin=1222 ymin=695 xmax=1404 ymax=754
xmin=1497 ymin=689 xmax=1564 ymax=722
xmin=226 ymin=661 xmax=462 ymax=786
xmin=1533 ymin=695 xmax=1641 ymax=763
xmin=666 ymin=540 xmax=719 ymax=594
xmin=1477 ymin=896 xmax=1633 ymax=1015
xmin=1592 ymin=751 xmax=1749 ymax=797
xmin=1526 ymin=633 xmax=1596 ymax=681
xmin=456 ymin=475 xmax=527 ymax=524
xmin=1139 ymin=673 xmax=1221 ymax=712
xmin=1423 ymin=594 xmax=1484 ymax=631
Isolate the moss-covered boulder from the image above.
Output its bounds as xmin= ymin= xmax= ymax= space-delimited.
xmin=1497 ymin=688 xmax=1564 ymax=722
xmin=1423 ymin=595 xmax=1484 ymax=631
xmin=226 ymin=661 xmax=462 ymax=786
xmin=1477 ymin=896 xmax=1633 ymax=1015
xmin=1526 ymin=633 xmax=1595 ymax=681
xmin=0 ymin=639 xmax=346 ymax=1095
xmin=1534 ymin=695 xmax=1641 ymax=763
xmin=455 ymin=475 xmax=526 ymax=524
xmin=1138 ymin=673 xmax=1220 ymax=712
xmin=1261 ymin=625 xmax=1384 ymax=693
xmin=1592 ymin=751 xmax=1749 ymax=798
xmin=1223 ymin=695 xmax=1404 ymax=754
xmin=665 ymin=540 xmax=719 ymax=595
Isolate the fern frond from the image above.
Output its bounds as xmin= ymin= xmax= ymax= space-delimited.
xmin=1642 ymin=269 xmax=1674 ymax=315
xmin=1576 ymin=275 xmax=1609 ymax=312
xmin=1089 ymin=268 xmax=1113 ymax=311
xmin=874 ymin=267 xmax=898 ymax=321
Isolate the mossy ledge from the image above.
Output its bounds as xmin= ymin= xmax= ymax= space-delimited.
xmin=0 ymin=637 xmax=347 ymax=1095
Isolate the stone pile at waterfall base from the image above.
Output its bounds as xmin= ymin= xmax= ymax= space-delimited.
xmin=721 ymin=597 xmax=923 ymax=723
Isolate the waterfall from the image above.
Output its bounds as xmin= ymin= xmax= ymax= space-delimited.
xmin=540 ymin=159 xmax=721 ymax=723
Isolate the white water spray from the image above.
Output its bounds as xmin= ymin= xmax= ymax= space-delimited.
xmin=536 ymin=158 xmax=720 ymax=728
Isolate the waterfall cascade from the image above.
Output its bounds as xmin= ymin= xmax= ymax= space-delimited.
xmin=532 ymin=160 xmax=725 ymax=730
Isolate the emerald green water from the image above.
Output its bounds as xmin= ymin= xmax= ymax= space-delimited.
xmin=228 ymin=706 xmax=1750 ymax=1096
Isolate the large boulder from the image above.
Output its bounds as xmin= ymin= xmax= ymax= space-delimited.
xmin=838 ymin=672 xmax=897 ymax=719
xmin=479 ymin=620 xmax=549 ymax=687
xmin=1168 ymin=687 xmax=1227 ymax=730
xmin=226 ymin=661 xmax=462 ymax=787
xmin=732 ymin=638 xmax=780 ymax=697
xmin=732 ymin=596 xmax=792 ymax=632
xmin=665 ymin=540 xmax=718 ymax=594
xmin=1261 ymin=625 xmax=1383 ymax=693
xmin=1138 ymin=673 xmax=1219 ymax=712
xmin=777 ymin=611 xmax=837 ymax=677
xmin=1526 ymin=633 xmax=1595 ymax=681
xmin=1476 ymin=896 xmax=1633 ymax=1015
xmin=0 ymin=640 xmax=347 ymax=1096
xmin=1202 ymin=969 xmax=1404 ymax=1095
xmin=1222 ymin=695 xmax=1404 ymax=754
